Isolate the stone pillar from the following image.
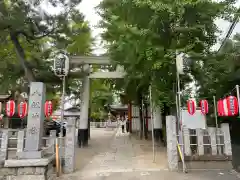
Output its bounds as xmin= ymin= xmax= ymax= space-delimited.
xmin=64 ymin=117 xmax=76 ymax=173
xmin=166 ymin=116 xmax=178 ymax=171
xmin=196 ymin=129 xmax=204 ymax=155
xmin=221 ymin=123 xmax=232 ymax=156
xmin=153 ymin=106 xmax=162 ymax=141
xmin=78 ymin=65 xmax=90 ymax=147
xmin=17 ymin=130 xmax=24 ymax=155
xmin=208 ymin=127 xmax=217 ymax=155
xmin=0 ymin=129 xmax=8 ymax=162
xmin=46 ymin=130 xmax=56 ymax=155
xmin=183 ymin=127 xmax=191 ymax=156
xmin=216 ymin=128 xmax=222 ymax=154
xmin=20 ymin=82 xmax=46 ymax=159
xmin=3 ymin=118 xmax=9 ymax=128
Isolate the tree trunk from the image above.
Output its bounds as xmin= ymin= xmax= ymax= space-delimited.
xmin=10 ymin=32 xmax=35 ymax=82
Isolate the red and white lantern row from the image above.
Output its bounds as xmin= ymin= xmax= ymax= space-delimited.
xmin=199 ymin=99 xmax=209 ymax=115
xmin=187 ymin=96 xmax=239 ymax=116
xmin=44 ymin=100 xmax=53 ymax=118
xmin=18 ymin=102 xmax=28 ymax=119
xmin=6 ymin=100 xmax=15 ymax=117
xmin=3 ymin=100 xmax=54 ymax=118
xmin=187 ymin=99 xmax=196 ymax=115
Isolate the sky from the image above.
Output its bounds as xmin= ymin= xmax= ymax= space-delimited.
xmin=78 ymin=0 xmax=106 ymax=55
xmin=43 ymin=0 xmax=240 ymax=54
xmin=77 ymin=0 xmax=240 ymax=52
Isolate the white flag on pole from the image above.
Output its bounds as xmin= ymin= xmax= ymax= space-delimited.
xmin=176 ymin=53 xmax=184 ymax=75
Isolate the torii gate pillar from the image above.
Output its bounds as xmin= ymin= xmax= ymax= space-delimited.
xmin=153 ymin=106 xmax=163 ymax=142
xmin=78 ymin=65 xmax=90 ymax=147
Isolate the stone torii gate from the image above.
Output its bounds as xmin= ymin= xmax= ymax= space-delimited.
xmin=70 ymin=55 xmax=163 ymax=146
xmin=70 ymin=56 xmax=125 ymax=147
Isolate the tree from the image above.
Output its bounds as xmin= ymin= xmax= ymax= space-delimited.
xmin=192 ymin=33 xmax=240 ymax=124
xmin=0 ymin=0 xmax=92 ymax=96
xmin=0 ymin=1 xmax=93 ymax=128
xmin=98 ymin=0 xmax=235 ymax=138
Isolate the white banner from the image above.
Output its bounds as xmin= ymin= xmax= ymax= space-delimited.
xmin=176 ymin=53 xmax=184 ymax=75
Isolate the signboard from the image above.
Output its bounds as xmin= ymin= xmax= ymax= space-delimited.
xmin=181 ymin=109 xmax=206 ymax=129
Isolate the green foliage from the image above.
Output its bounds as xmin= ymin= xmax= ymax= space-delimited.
xmin=90 ymin=79 xmax=113 ymax=119
xmin=0 ymin=0 xmax=92 ymax=102
xmin=192 ymin=33 xmax=240 ymax=123
xmin=98 ymin=0 xmax=235 ymax=110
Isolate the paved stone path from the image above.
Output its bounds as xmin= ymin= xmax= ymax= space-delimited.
xmin=59 ymin=128 xmax=240 ymax=180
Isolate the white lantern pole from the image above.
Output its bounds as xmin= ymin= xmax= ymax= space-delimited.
xmin=213 ymin=96 xmax=218 ymax=128
xmin=236 ymin=85 xmax=240 ymax=117
xmin=53 ymin=52 xmax=69 ymax=175
xmin=149 ymin=85 xmax=155 ymax=162
xmin=176 ymin=52 xmax=186 ymax=173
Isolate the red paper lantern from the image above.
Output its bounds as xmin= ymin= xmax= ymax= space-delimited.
xmin=200 ymin=100 xmax=209 ymax=115
xmin=187 ymin=99 xmax=196 ymax=115
xmin=18 ymin=102 xmax=28 ymax=119
xmin=222 ymin=98 xmax=229 ymax=116
xmin=226 ymin=96 xmax=238 ymax=116
xmin=6 ymin=100 xmax=15 ymax=117
xmin=217 ymin=99 xmax=229 ymax=116
xmin=217 ymin=99 xmax=224 ymax=116
xmin=45 ymin=101 xmax=53 ymax=118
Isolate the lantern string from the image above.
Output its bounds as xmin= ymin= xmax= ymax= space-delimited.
xmin=220 ymin=86 xmax=236 ymax=99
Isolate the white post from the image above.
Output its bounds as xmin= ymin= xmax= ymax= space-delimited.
xmin=183 ymin=127 xmax=191 ymax=156
xmin=64 ymin=117 xmax=76 ymax=173
xmin=221 ymin=123 xmax=232 ymax=156
xmin=59 ymin=75 xmax=66 ymax=169
xmin=236 ymin=85 xmax=240 ymax=117
xmin=149 ymin=86 xmax=155 ymax=162
xmin=48 ymin=130 xmax=56 ymax=155
xmin=0 ymin=130 xmax=8 ymax=161
xmin=208 ymin=128 xmax=217 ymax=155
xmin=17 ymin=130 xmax=25 ymax=155
xmin=196 ymin=129 xmax=204 ymax=155
xmin=213 ymin=96 xmax=221 ymax=154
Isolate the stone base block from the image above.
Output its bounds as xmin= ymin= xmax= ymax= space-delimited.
xmin=178 ymin=161 xmax=232 ymax=171
xmin=178 ymin=155 xmax=232 ymax=171
xmin=18 ymin=150 xmax=43 ymax=159
xmin=0 ymin=158 xmax=55 ymax=180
